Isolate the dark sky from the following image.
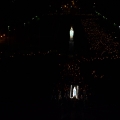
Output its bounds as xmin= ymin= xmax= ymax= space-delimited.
xmin=0 ymin=0 xmax=119 ymax=26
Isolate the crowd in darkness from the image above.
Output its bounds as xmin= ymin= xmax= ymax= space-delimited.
xmin=81 ymin=14 xmax=120 ymax=57
xmin=1 ymin=2 xmax=120 ymax=119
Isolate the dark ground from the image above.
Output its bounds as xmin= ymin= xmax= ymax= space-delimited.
xmin=0 ymin=10 xmax=120 ymax=119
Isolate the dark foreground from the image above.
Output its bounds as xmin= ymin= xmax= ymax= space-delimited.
xmin=0 ymin=13 xmax=120 ymax=119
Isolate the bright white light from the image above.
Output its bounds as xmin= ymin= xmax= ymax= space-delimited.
xmin=73 ymin=87 xmax=76 ymax=97
xmin=70 ymin=27 xmax=74 ymax=40
xmin=70 ymin=85 xmax=79 ymax=99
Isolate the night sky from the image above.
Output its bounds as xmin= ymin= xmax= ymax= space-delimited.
xmin=0 ymin=0 xmax=119 ymax=26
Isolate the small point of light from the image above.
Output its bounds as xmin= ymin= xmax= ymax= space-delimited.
xmin=1 ymin=36 xmax=2 ymax=37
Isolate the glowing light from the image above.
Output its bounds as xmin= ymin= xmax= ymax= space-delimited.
xmin=1 ymin=36 xmax=2 ymax=38
xmin=70 ymin=85 xmax=79 ymax=99
xmin=70 ymin=27 xmax=74 ymax=40
xmin=73 ymin=87 xmax=76 ymax=97
xmin=8 ymin=26 xmax=10 ymax=30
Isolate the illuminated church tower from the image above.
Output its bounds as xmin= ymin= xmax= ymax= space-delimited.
xmin=69 ymin=27 xmax=74 ymax=57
